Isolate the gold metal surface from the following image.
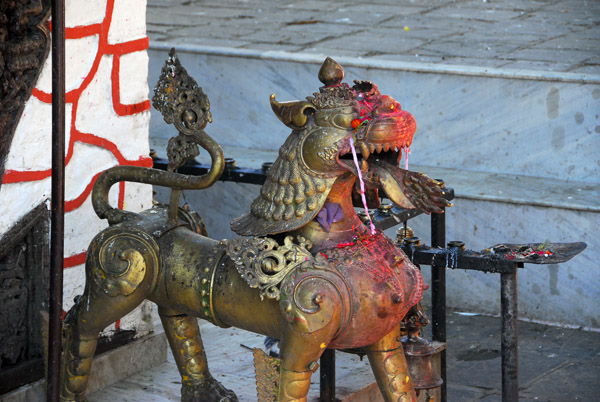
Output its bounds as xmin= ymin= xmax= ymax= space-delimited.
xmin=403 ymin=332 xmax=444 ymax=390
xmin=269 ymin=94 xmax=315 ymax=129
xmin=254 ymin=348 xmax=281 ymax=402
xmin=60 ymin=53 xmax=452 ymax=402
xmin=279 ymin=368 xmax=312 ymax=402
xmin=396 ymin=225 xmax=415 ymax=243
xmin=367 ymin=328 xmax=418 ymax=402
xmin=318 ymin=57 xmax=345 ymax=86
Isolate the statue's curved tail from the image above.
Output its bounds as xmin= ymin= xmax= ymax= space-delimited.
xmin=92 ymin=48 xmax=224 ymax=224
xmin=92 ymin=131 xmax=224 ymax=224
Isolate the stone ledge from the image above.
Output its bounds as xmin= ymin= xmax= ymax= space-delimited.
xmin=0 ymin=331 xmax=167 ymax=402
xmin=413 ymin=165 xmax=600 ymax=213
xmin=149 ymin=43 xmax=600 ymax=85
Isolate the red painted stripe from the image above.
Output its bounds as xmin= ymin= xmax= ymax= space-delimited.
xmin=118 ymin=181 xmax=125 ymax=209
xmin=76 ymin=131 xmax=128 ymax=164
xmin=2 ymin=169 xmax=51 ymax=184
xmin=64 ymin=252 xmax=87 ymax=268
xmin=31 ymin=88 xmax=53 ymax=103
xmin=65 ymin=172 xmax=102 ymax=211
xmin=105 ymin=37 xmax=149 ymax=55
xmin=139 ymin=156 xmax=154 ymax=167
xmin=111 ymin=53 xmax=151 ymax=116
xmin=48 ymin=22 xmax=102 ymax=39
xmin=104 ymin=0 xmax=116 ymax=39
xmin=67 ymin=24 xmax=102 ymax=39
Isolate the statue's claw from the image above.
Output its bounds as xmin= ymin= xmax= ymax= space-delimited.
xmin=369 ymin=160 xmax=451 ymax=213
xmin=403 ymin=171 xmax=451 ymax=214
xmin=181 ymin=377 xmax=238 ymax=402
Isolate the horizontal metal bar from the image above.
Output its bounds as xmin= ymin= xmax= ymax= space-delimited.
xmin=152 ymin=157 xmax=455 ymax=230
xmin=153 ymin=158 xmax=268 ymax=185
xmin=399 ymin=242 xmax=586 ymax=273
xmin=400 ymin=245 xmax=518 ymax=274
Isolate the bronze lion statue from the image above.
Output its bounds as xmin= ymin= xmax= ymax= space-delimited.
xmin=60 ymin=50 xmax=450 ymax=402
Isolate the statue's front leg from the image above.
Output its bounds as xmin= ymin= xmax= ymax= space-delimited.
xmin=366 ymin=327 xmax=418 ymax=402
xmin=274 ymin=270 xmax=344 ymax=402
xmin=275 ymin=331 xmax=333 ymax=402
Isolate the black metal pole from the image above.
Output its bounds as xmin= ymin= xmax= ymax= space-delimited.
xmin=431 ymin=206 xmax=447 ymax=402
xmin=319 ymin=348 xmax=336 ymax=402
xmin=48 ymin=0 xmax=66 ymax=401
xmin=501 ymin=263 xmax=520 ymax=402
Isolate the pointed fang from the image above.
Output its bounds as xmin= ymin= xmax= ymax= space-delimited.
xmin=360 ymin=142 xmax=370 ymax=160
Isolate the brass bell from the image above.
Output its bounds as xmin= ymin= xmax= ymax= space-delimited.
xmin=396 ymin=224 xmax=414 ymax=243
xmin=403 ymin=329 xmax=444 ymax=390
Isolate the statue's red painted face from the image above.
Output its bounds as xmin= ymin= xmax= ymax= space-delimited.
xmin=350 ymin=80 xmax=416 ymax=161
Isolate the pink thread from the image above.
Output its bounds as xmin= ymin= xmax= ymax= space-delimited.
xmin=349 ymin=137 xmax=376 ymax=235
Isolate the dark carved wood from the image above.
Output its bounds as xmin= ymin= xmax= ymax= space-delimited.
xmin=0 ymin=238 xmax=29 ymax=367
xmin=0 ymin=204 xmax=139 ymax=395
xmin=0 ymin=203 xmax=50 ymax=394
xmin=0 ymin=0 xmax=51 ymax=187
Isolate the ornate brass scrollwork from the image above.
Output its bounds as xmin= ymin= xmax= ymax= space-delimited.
xmin=89 ymin=226 xmax=160 ymax=297
xmin=225 ymin=236 xmax=314 ymax=301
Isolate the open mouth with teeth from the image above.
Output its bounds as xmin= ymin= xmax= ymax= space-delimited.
xmin=337 ymin=137 xmax=407 ymax=176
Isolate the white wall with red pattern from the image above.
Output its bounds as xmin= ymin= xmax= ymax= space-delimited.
xmin=0 ymin=0 xmax=153 ymax=335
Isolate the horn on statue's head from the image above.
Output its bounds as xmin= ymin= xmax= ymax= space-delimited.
xmin=270 ymin=94 xmax=315 ymax=130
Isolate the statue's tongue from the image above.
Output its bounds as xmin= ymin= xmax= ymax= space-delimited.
xmin=368 ymin=159 xmax=416 ymax=210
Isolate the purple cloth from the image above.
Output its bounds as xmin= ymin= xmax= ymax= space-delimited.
xmin=316 ymin=202 xmax=345 ymax=232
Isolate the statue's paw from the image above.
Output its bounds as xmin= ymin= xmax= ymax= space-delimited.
xmin=403 ymin=171 xmax=452 ymax=213
xmin=181 ymin=377 xmax=239 ymax=402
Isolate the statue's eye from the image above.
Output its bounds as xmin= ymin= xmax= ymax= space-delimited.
xmin=357 ymin=93 xmax=365 ymax=101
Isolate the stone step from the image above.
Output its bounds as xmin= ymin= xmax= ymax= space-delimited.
xmin=148 ymin=46 xmax=600 ymax=186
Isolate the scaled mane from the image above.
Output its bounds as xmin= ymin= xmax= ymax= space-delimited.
xmin=230 ymin=129 xmax=336 ymax=236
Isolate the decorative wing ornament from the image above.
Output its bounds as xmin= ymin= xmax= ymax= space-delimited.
xmin=225 ymin=235 xmax=315 ymax=301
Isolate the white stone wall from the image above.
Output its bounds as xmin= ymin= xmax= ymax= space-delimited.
xmin=0 ymin=0 xmax=152 ymax=335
